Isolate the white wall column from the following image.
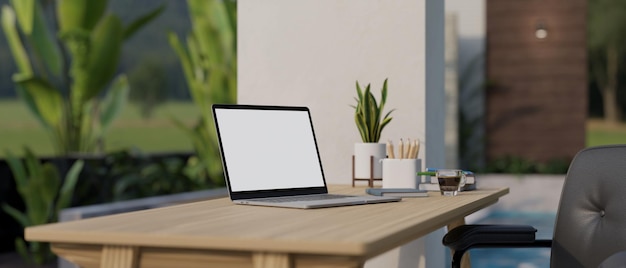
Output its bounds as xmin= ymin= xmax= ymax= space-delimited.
xmin=239 ymin=0 xmax=445 ymax=267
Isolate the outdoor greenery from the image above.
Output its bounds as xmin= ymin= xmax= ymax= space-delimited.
xmin=482 ymin=155 xmax=571 ymax=175
xmin=106 ymin=150 xmax=206 ymax=201
xmin=0 ymin=99 xmax=196 ymax=156
xmin=589 ymin=0 xmax=626 ymax=123
xmin=481 ymin=120 xmax=626 ymax=174
xmin=4 ymin=97 xmax=623 ymax=178
xmin=169 ymin=0 xmax=237 ymax=187
xmin=352 ymin=78 xmax=394 ymax=143
xmin=3 ymin=3 xmax=626 ymax=265
xmin=1 ymin=0 xmax=163 ymax=155
xmin=2 ymin=148 xmax=83 ymax=265
xmin=65 ymin=149 xmax=204 ymax=204
xmin=128 ymin=58 xmax=168 ymax=119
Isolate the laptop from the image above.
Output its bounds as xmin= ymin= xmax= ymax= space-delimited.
xmin=212 ymin=104 xmax=401 ymax=209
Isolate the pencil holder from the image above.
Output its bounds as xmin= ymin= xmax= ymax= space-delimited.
xmin=381 ymin=159 xmax=422 ymax=189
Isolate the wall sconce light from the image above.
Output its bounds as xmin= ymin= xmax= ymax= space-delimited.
xmin=535 ymin=22 xmax=548 ymax=39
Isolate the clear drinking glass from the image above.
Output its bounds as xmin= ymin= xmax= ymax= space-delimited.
xmin=436 ymin=169 xmax=465 ymax=196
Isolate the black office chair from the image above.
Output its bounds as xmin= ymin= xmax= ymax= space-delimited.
xmin=443 ymin=145 xmax=626 ymax=268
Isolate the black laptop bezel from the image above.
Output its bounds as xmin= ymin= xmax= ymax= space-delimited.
xmin=212 ymin=104 xmax=329 ymax=200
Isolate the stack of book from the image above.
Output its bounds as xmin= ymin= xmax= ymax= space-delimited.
xmin=366 ymin=188 xmax=429 ymax=197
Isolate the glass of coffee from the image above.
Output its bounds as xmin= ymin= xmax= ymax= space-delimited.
xmin=436 ymin=169 xmax=465 ymax=196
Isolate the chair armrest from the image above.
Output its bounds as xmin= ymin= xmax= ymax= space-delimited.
xmin=443 ymin=224 xmax=551 ymax=251
xmin=443 ymin=225 xmax=552 ymax=268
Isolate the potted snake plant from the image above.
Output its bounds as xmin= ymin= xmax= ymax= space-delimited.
xmin=352 ymin=78 xmax=394 ymax=179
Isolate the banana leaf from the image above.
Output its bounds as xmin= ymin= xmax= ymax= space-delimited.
xmin=169 ymin=32 xmax=208 ymax=113
xmin=9 ymin=0 xmax=34 ymax=34
xmin=82 ymin=14 xmax=123 ymax=102
xmin=14 ymin=76 xmax=63 ymax=128
xmin=83 ymin=0 xmax=107 ymax=31
xmin=13 ymin=80 xmax=49 ymax=129
xmin=56 ymin=0 xmax=87 ymax=33
xmin=56 ymin=0 xmax=106 ymax=33
xmin=2 ymin=6 xmax=33 ymax=75
xmin=28 ymin=1 xmax=63 ymax=76
xmin=207 ymin=0 xmax=234 ymax=58
xmin=123 ymin=4 xmax=165 ymax=40
xmin=99 ymin=75 xmax=129 ymax=133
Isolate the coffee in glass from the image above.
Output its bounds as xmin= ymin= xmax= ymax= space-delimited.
xmin=436 ymin=169 xmax=465 ymax=196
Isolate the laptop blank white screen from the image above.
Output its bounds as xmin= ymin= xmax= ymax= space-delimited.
xmin=214 ymin=108 xmax=325 ymax=192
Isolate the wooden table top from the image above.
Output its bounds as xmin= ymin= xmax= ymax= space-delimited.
xmin=26 ymin=185 xmax=508 ymax=259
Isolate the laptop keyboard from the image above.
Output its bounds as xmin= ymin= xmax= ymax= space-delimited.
xmin=259 ymin=194 xmax=353 ymax=203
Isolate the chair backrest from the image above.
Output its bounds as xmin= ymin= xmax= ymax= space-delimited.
xmin=552 ymin=145 xmax=626 ymax=267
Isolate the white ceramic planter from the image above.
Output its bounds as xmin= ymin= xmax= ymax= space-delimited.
xmin=354 ymin=143 xmax=386 ymax=179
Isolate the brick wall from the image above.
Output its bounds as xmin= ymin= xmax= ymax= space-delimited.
xmin=485 ymin=0 xmax=587 ymax=163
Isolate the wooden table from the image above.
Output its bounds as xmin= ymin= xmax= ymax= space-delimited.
xmin=26 ymin=186 xmax=508 ymax=268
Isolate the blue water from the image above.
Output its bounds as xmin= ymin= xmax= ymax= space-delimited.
xmin=469 ymin=211 xmax=556 ymax=268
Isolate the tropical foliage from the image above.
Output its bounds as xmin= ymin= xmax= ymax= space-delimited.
xmin=0 ymin=0 xmax=163 ymax=154
xmin=2 ymin=148 xmax=83 ymax=264
xmin=589 ymin=0 xmax=626 ymax=123
xmin=169 ymin=0 xmax=237 ymax=186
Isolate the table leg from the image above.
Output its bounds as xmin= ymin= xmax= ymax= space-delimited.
xmin=253 ymin=252 xmax=294 ymax=268
xmin=100 ymin=245 xmax=139 ymax=268
xmin=447 ymin=218 xmax=471 ymax=268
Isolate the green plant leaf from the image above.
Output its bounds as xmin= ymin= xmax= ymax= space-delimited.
xmin=168 ymin=32 xmax=195 ymax=86
xmin=355 ymin=81 xmax=363 ymax=101
xmin=13 ymin=76 xmax=63 ymax=128
xmin=355 ymin=112 xmax=368 ymax=142
xmin=368 ymin=91 xmax=380 ymax=141
xmin=41 ymin=163 xmax=61 ymax=204
xmin=20 ymin=148 xmax=51 ymax=226
xmin=14 ymin=238 xmax=29 ymax=263
xmin=123 ymin=4 xmax=165 ymax=40
xmin=353 ymin=79 xmax=393 ymax=142
xmin=362 ymin=84 xmax=373 ymax=142
xmin=56 ymin=0 xmax=87 ymax=33
xmin=170 ymin=0 xmax=237 ymax=187
xmin=186 ymin=34 xmax=206 ymax=82
xmin=2 ymin=204 xmax=29 ymax=227
xmin=25 ymin=178 xmax=49 ymax=226
xmin=169 ymin=32 xmax=208 ymax=113
xmin=57 ymin=0 xmax=106 ymax=33
xmin=382 ymin=109 xmax=395 ymax=121
xmin=5 ymin=150 xmax=27 ymax=189
xmin=9 ymin=0 xmax=34 ymax=34
xmin=82 ymin=14 xmax=123 ymax=102
xmin=99 ymin=75 xmax=129 ymax=132
xmin=2 ymin=5 xmax=33 ymax=75
xmin=23 ymin=147 xmax=42 ymax=184
xmin=55 ymin=160 xmax=83 ymax=212
xmin=380 ymin=78 xmax=388 ymax=108
xmin=188 ymin=0 xmax=225 ymax=67
xmin=379 ymin=117 xmax=393 ymax=139
xmin=83 ymin=0 xmax=108 ymax=31
xmin=378 ymin=78 xmax=388 ymax=125
xmin=222 ymin=0 xmax=237 ymax=47
xmin=13 ymin=83 xmax=49 ymax=129
xmin=28 ymin=2 xmax=63 ymax=76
